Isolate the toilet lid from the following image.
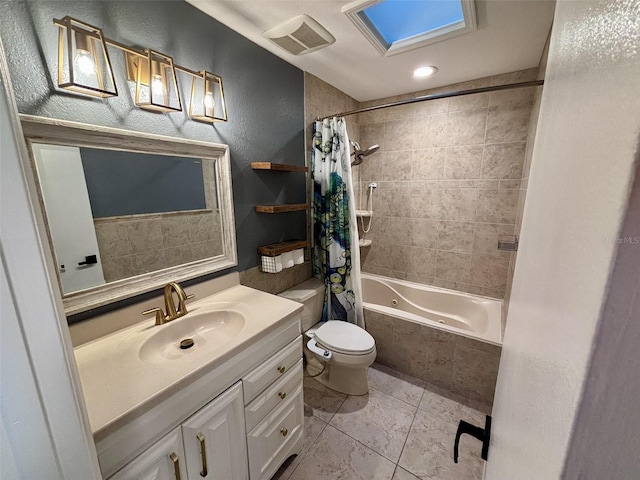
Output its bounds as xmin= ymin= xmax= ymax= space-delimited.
xmin=314 ymin=321 xmax=376 ymax=355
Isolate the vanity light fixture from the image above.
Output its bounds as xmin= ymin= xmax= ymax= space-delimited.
xmin=128 ymin=50 xmax=182 ymax=112
xmin=53 ymin=16 xmax=227 ymax=122
xmin=56 ymin=16 xmax=117 ymax=97
xmin=189 ymin=71 xmax=227 ymax=123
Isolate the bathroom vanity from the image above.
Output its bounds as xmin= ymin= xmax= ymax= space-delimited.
xmin=75 ymin=282 xmax=304 ymax=479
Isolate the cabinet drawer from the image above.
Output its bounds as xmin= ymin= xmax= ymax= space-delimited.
xmin=247 ymin=383 xmax=304 ymax=480
xmin=242 ymin=337 xmax=302 ymax=404
xmin=245 ymin=359 xmax=303 ymax=432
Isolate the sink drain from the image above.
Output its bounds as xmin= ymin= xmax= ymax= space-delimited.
xmin=180 ymin=338 xmax=195 ymax=350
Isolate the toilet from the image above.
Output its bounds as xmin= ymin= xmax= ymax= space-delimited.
xmin=279 ymin=278 xmax=376 ymax=395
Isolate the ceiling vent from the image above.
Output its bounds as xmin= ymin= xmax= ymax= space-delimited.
xmin=263 ymin=15 xmax=335 ymax=55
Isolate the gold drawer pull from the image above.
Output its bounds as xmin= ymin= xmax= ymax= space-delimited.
xmin=197 ymin=432 xmax=208 ymax=477
xmin=278 ymin=391 xmax=287 ymax=399
xmin=277 ymin=365 xmax=286 ymax=374
xmin=280 ymin=427 xmax=288 ymax=437
xmin=170 ymin=452 xmax=182 ymax=480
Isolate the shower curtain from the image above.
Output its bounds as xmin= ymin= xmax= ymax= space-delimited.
xmin=311 ymin=117 xmax=364 ymax=328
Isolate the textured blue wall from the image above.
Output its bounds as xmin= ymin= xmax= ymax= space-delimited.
xmin=0 ymin=1 xmax=306 ymax=281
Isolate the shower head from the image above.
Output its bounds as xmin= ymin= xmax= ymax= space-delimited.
xmin=350 ymin=143 xmax=380 ymax=166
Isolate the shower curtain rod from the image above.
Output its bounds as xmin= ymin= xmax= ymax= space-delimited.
xmin=317 ymin=79 xmax=544 ymax=120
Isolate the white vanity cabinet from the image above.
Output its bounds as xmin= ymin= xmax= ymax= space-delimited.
xmin=95 ymin=312 xmax=304 ymax=480
xmin=110 ymin=382 xmax=247 ymax=480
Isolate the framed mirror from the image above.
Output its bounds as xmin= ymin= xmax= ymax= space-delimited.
xmin=21 ymin=115 xmax=237 ymax=315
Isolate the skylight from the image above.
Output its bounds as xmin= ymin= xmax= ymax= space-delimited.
xmin=343 ymin=0 xmax=477 ymax=56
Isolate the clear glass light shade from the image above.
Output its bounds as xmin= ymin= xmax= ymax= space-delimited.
xmin=134 ymin=50 xmax=182 ymax=112
xmin=189 ymin=71 xmax=227 ymax=123
xmin=57 ymin=17 xmax=117 ymax=97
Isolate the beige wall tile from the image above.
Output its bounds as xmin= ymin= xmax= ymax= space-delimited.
xmin=126 ymin=219 xmax=163 ymax=254
xmin=446 ymin=108 xmax=487 ymax=146
xmin=414 ymin=148 xmax=445 ymax=180
xmin=383 ymin=150 xmax=414 ymax=181
xmin=408 ymin=218 xmax=439 ymax=248
xmin=481 ymin=142 xmax=526 ymax=179
xmin=473 ymin=223 xmax=516 ymax=254
xmin=160 ymin=216 xmax=191 ymax=248
xmin=405 ymin=247 xmax=436 ymax=277
xmin=444 ymin=145 xmax=483 ymax=179
xmin=414 ymin=97 xmax=449 ymax=116
xmin=101 ymin=256 xmax=136 ymax=283
xmin=414 ymin=113 xmax=448 ymax=148
xmin=449 ymin=92 xmax=489 ymax=112
xmin=486 ymin=103 xmax=533 ymax=143
xmin=470 ymin=253 xmax=510 ymax=290
xmin=437 ymin=221 xmax=475 ymax=253
xmin=407 ymin=185 xmax=443 ymax=219
xmin=94 ymin=222 xmax=131 ymax=259
xmin=440 ymin=188 xmax=479 ymax=221
xmin=475 ymin=189 xmax=519 ymax=223
xmin=385 ymin=118 xmax=415 ymax=151
xmin=435 ymin=251 xmax=471 ymax=283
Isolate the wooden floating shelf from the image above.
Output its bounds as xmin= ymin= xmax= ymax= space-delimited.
xmin=258 ymin=240 xmax=310 ymax=256
xmin=251 ymin=162 xmax=308 ymax=172
xmin=255 ymin=204 xmax=308 ymax=213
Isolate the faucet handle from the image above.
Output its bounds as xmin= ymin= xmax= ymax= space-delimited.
xmin=143 ymin=307 xmax=166 ymax=325
xmin=186 ymin=293 xmax=195 ymax=300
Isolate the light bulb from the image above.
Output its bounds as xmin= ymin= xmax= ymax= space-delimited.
xmin=204 ymin=91 xmax=215 ymax=115
xmin=74 ymin=49 xmax=96 ymax=75
xmin=152 ymin=74 xmax=164 ymax=95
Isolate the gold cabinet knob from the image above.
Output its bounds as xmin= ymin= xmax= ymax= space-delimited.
xmin=277 ymin=365 xmax=286 ymax=374
xmin=278 ymin=391 xmax=286 ymax=399
xmin=280 ymin=427 xmax=288 ymax=437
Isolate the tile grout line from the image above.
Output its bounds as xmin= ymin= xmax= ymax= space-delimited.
xmin=394 ymin=387 xmax=426 ymax=477
xmin=283 ymin=417 xmax=331 ymax=480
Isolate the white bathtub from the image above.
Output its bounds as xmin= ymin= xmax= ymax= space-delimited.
xmin=361 ymin=273 xmax=502 ymax=346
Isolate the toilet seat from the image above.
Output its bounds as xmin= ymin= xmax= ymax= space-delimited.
xmin=314 ymin=321 xmax=375 ymax=355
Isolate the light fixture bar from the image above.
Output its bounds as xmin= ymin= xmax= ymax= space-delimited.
xmin=53 ymin=18 xmax=204 ymax=79
xmin=52 ymin=17 xmax=227 ymax=122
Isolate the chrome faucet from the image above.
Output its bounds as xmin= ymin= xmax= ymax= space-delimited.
xmin=142 ymin=282 xmax=195 ymax=325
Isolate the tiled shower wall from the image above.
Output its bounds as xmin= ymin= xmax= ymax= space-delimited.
xmin=356 ymin=69 xmax=539 ymax=299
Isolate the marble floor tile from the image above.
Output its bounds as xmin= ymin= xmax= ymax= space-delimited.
xmin=418 ymin=388 xmax=486 ymax=425
xmin=368 ymin=363 xmax=425 ymax=407
xmin=303 ymin=376 xmax=347 ymax=422
xmin=271 ymin=412 xmax=328 ymax=480
xmin=329 ymin=387 xmax=416 ymax=462
xmin=393 ymin=466 xmax=422 ymax=480
xmin=399 ymin=409 xmax=483 ymax=480
xmin=289 ymin=425 xmax=396 ymax=480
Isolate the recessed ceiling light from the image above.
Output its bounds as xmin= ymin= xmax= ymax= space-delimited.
xmin=414 ymin=66 xmax=438 ymax=78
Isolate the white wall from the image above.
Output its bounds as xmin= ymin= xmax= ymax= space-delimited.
xmin=486 ymin=0 xmax=640 ymax=478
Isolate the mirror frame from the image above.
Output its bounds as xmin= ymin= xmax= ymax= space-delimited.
xmin=20 ymin=115 xmax=237 ymax=315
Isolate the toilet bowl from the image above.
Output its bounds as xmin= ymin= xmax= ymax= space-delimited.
xmin=279 ymin=278 xmax=376 ymax=396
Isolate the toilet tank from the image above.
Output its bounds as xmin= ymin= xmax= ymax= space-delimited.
xmin=279 ymin=278 xmax=325 ymax=332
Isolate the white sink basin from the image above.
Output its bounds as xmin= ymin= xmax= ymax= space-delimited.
xmin=138 ymin=310 xmax=246 ymax=364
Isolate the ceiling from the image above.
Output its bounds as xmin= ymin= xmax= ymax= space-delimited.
xmin=186 ymin=0 xmax=556 ymax=102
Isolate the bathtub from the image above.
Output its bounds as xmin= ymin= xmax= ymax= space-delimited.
xmin=361 ymin=273 xmax=503 ymax=406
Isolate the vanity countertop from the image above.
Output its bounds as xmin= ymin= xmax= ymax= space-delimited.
xmin=74 ymin=285 xmax=302 ymax=438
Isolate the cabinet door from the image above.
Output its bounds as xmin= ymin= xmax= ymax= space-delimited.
xmin=109 ymin=427 xmax=187 ymax=480
xmin=182 ymin=382 xmax=248 ymax=480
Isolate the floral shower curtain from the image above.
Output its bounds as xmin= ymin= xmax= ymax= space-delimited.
xmin=312 ymin=117 xmax=364 ymax=327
